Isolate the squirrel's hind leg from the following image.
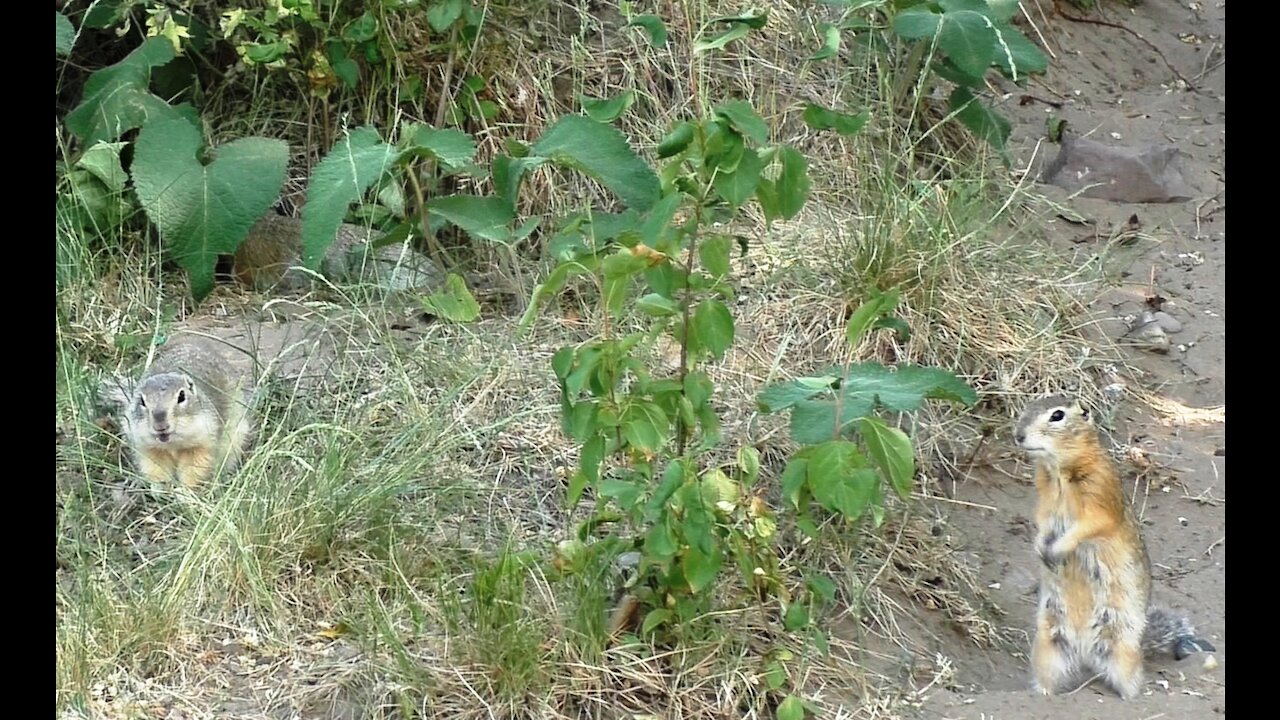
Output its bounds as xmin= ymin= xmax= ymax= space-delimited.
xmin=1031 ymin=602 xmax=1076 ymax=695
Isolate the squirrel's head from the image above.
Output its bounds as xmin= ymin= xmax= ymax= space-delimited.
xmin=130 ymin=372 xmax=199 ymax=444
xmin=1014 ymin=394 xmax=1094 ymax=463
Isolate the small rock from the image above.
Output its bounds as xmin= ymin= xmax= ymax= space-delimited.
xmin=1153 ymin=311 xmax=1183 ymax=333
xmin=1124 ymin=315 xmax=1171 ymax=354
xmin=1041 ymin=133 xmax=1195 ymax=203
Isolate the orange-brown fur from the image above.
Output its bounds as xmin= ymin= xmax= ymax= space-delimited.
xmin=1017 ymin=395 xmax=1153 ymax=699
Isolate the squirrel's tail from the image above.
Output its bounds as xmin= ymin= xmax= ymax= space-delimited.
xmin=1143 ymin=607 xmax=1215 ymax=660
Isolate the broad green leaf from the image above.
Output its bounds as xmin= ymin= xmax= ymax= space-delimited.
xmin=131 ymin=118 xmax=287 ymax=301
xmin=602 ymin=250 xmax=651 ymax=278
xmin=940 ymin=0 xmax=999 ymax=14
xmin=642 ymin=608 xmax=673 ymax=634
xmin=76 ymin=142 xmax=129 ymax=194
xmin=699 ymin=235 xmax=733 ymax=279
xmin=532 ymin=114 xmax=660 ymax=211
xmin=327 ymin=42 xmax=359 ymax=88
xmin=646 ymin=459 xmax=689 ymax=519
xmin=681 ymin=544 xmax=721 ymax=593
xmin=784 ymin=601 xmax=810 ymax=631
xmin=56 ymin=12 xmax=75 ymax=55
xmin=694 ymin=23 xmax=751 ymax=53
xmin=426 ymin=0 xmax=464 ymax=32
xmin=808 ymin=441 xmax=876 ymax=520
xmin=245 ymin=41 xmax=289 ymax=64
xmin=657 ymin=121 xmax=695 ymax=158
xmin=581 ymin=90 xmax=637 ymax=123
xmin=858 ymin=416 xmax=916 ymax=499
xmin=714 ymin=100 xmax=770 ymax=144
xmin=807 ymin=574 xmax=837 ymax=603
xmin=684 ymin=372 xmax=714 ymax=409
xmin=566 ymin=471 xmax=590 ymax=512
xmin=777 ymin=695 xmax=807 ymax=720
xmin=937 ymin=11 xmax=998 ymax=79
xmin=802 ymin=104 xmax=869 ymax=136
xmin=565 ymin=400 xmax=600 ymax=442
xmin=680 ymin=484 xmax=715 ymax=554
xmin=640 ymin=193 xmax=681 ymax=250
xmin=492 ymin=154 xmax=543 ymax=207
xmin=788 ymin=398 xmax=867 ymax=445
xmin=709 ymin=10 xmax=769 ymax=29
xmin=932 ymin=56 xmax=986 ymax=87
xmin=738 ymin=446 xmax=761 ymax=487
xmin=780 ymin=457 xmax=809 ymax=508
xmin=838 ymin=362 xmax=979 ymax=411
xmin=622 ymin=402 xmax=668 ymax=453
xmin=712 ymin=147 xmax=764 ymax=209
xmin=703 ymin=120 xmax=747 ymax=172
xmin=343 ymin=12 xmax=378 ymax=42
xmin=420 ymin=273 xmax=481 ymax=322
xmin=636 ymin=293 xmax=680 ymax=317
xmin=603 ymin=249 xmax=649 ymax=318
xmin=551 ymin=345 xmax=576 ymax=382
xmin=428 ymin=195 xmax=515 ymax=243
xmin=696 ymin=404 xmax=722 ymax=448
xmin=65 ymin=37 xmax=181 ymax=144
xmin=302 ymin=127 xmax=398 ymax=270
xmin=628 ymin=14 xmax=668 ymax=47
xmin=892 ymin=7 xmax=941 ymax=39
xmin=757 ymin=376 xmax=839 ymax=413
xmin=845 ymin=288 xmax=901 ymax=348
xmin=773 ymin=147 xmax=810 ymax=220
xmin=411 ymin=126 xmax=476 ymax=169
xmin=764 ymin=662 xmax=787 ymax=691
xmin=875 ymin=316 xmax=912 ymax=341
xmin=991 ymin=26 xmax=1048 ymax=81
xmin=600 ymin=477 xmax=643 ymax=508
xmin=949 ymin=86 xmax=1012 ymax=153
xmin=691 ymin=299 xmax=735 ymax=359
xmin=645 ymin=518 xmax=678 ymax=557
xmin=810 ymin=22 xmax=841 ymax=61
xmin=570 ymin=435 xmax=605 ymax=509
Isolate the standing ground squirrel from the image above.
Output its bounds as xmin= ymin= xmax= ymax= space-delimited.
xmin=1013 ymin=394 xmax=1214 ymax=699
xmin=122 ymin=336 xmax=255 ymax=489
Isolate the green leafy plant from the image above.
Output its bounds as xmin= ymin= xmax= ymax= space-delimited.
xmin=517 ymin=99 xmax=822 ymax=648
xmin=757 ymin=289 xmax=977 ymax=534
xmin=812 ymin=0 xmax=1049 ymax=156
xmin=60 ymin=36 xmax=288 ymax=301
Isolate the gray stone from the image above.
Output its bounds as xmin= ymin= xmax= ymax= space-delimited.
xmin=1041 ymin=133 xmax=1195 ymax=203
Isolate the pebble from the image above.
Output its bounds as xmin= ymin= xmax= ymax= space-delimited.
xmin=1125 ymin=315 xmax=1171 ymax=354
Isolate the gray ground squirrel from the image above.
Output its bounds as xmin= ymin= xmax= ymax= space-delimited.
xmin=122 ymin=336 xmax=254 ymax=489
xmin=1013 ymin=394 xmax=1215 ymax=699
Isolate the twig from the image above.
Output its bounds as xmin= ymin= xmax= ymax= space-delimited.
xmin=911 ymin=493 xmax=999 ymax=512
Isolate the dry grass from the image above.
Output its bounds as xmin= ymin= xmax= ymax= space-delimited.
xmin=54 ymin=1 xmax=1156 ymax=718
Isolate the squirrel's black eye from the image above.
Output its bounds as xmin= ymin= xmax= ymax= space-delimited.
xmin=177 ymin=390 xmax=187 ymax=404
xmin=1049 ymin=410 xmax=1065 ymax=422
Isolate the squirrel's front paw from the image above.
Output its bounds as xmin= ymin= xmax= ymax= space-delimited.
xmin=1036 ymin=534 xmax=1064 ymax=569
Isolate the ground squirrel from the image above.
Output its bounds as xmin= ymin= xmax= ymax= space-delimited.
xmin=122 ymin=336 xmax=254 ymax=489
xmin=1013 ymin=394 xmax=1214 ymax=699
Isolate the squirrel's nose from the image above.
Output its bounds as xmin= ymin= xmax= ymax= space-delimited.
xmin=1015 ymin=432 xmax=1026 ymax=445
